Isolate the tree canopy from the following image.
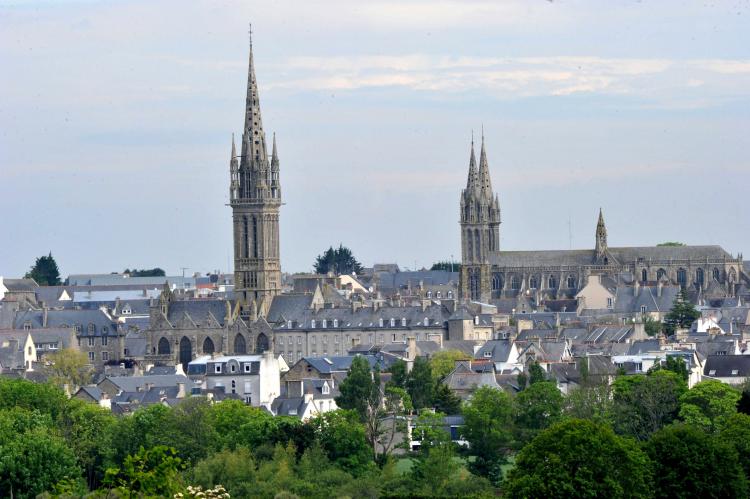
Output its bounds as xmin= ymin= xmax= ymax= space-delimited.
xmin=663 ymin=289 xmax=700 ymax=335
xmin=24 ymin=252 xmax=61 ymax=286
xmin=313 ymin=244 xmax=364 ymax=275
xmin=123 ymin=268 xmax=166 ymax=277
xmin=656 ymin=241 xmax=686 ymax=247
xmin=429 ymin=261 xmax=459 ymax=272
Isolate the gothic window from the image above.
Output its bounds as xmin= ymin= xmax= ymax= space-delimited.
xmin=713 ymin=268 xmax=721 ymax=281
xmin=256 ymin=333 xmax=269 ymax=353
xmin=641 ymin=269 xmax=648 ymax=282
xmin=203 ymin=337 xmax=215 ymax=355
xmin=467 ymin=229 xmax=474 ymax=261
xmin=157 ymin=337 xmax=170 ymax=355
xmin=696 ymin=268 xmax=705 ymax=287
xmin=252 ymin=216 xmax=259 ymax=258
xmin=179 ymin=337 xmax=192 ymax=371
xmin=657 ymin=268 xmax=667 ymax=280
xmin=511 ymin=275 xmax=520 ymax=290
xmin=234 ymin=334 xmax=247 ymax=354
xmin=548 ymin=276 xmax=557 ymax=289
xmin=729 ymin=268 xmax=737 ymax=283
xmin=566 ymin=275 xmax=576 ymax=288
xmin=474 ymin=229 xmax=481 ymax=260
xmin=242 ymin=217 xmax=249 ymax=259
xmin=677 ymin=268 xmax=687 ymax=288
xmin=492 ymin=274 xmax=503 ymax=291
xmin=529 ymin=276 xmax=538 ymax=289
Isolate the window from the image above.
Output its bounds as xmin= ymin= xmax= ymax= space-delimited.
xmin=101 ymin=336 xmax=108 ymax=346
xmin=244 ymin=381 xmax=251 ymax=393
xmin=566 ymin=275 xmax=576 ymax=288
xmin=731 ymin=369 xmax=739 ymax=376
xmin=401 ymin=318 xmax=407 ymax=327
xmin=447 ymin=290 xmax=453 ymax=299
xmin=641 ymin=269 xmax=648 ymax=282
xmin=244 ymin=396 xmax=252 ymax=404
xmin=311 ymin=320 xmax=316 ymax=329
xmin=244 ymin=363 xmax=251 ymax=373
xmin=102 ymin=351 xmax=109 ymax=361
xmin=333 ymin=319 xmax=339 ymax=327
xmin=548 ymin=276 xmax=557 ymax=289
xmin=390 ymin=318 xmax=395 ymax=327
xmin=640 ymin=305 xmax=647 ymax=314
xmin=713 ymin=268 xmax=721 ymax=281
xmin=27 ymin=346 xmax=32 ymax=355
xmin=23 ymin=322 xmax=31 ymax=331
xmin=287 ymin=320 xmax=293 ymax=329
xmin=88 ymin=351 xmax=94 ymax=361
xmin=696 ymin=268 xmax=705 ymax=287
xmin=231 ymin=364 xmax=237 ymax=373
xmin=436 ymin=291 xmax=442 ymax=299
xmin=88 ymin=337 xmax=95 ymax=347
xmin=215 ymin=364 xmax=222 ymax=374
xmin=279 ymin=337 xmax=285 ymax=346
xmin=334 ymin=336 xmax=339 ymax=344
xmin=677 ymin=268 xmax=687 ymax=288
xmin=607 ymin=297 xmax=613 ymax=308
xmin=322 ymin=383 xmax=330 ymax=395
xmin=322 ymin=319 xmax=327 ymax=328
xmin=708 ymin=369 xmax=716 ymax=376
xmin=379 ymin=318 xmax=384 ymax=327
xmin=231 ymin=380 xmax=236 ymax=394
xmin=657 ymin=268 xmax=667 ymax=280
xmin=424 ymin=318 xmax=429 ymax=326
xmin=474 ymin=316 xmax=479 ymax=325
xmin=88 ymin=323 xmax=96 ymax=334
xmin=529 ymin=276 xmax=538 ymax=289
xmin=511 ymin=275 xmax=520 ymax=290
xmin=427 ymin=291 xmax=432 ymax=299
xmin=311 ymin=336 xmax=316 ymax=345
xmin=297 ymin=336 xmax=302 ymax=345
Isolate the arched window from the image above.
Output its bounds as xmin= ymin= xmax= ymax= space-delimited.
xmin=242 ymin=217 xmax=249 ymax=258
xmin=566 ymin=275 xmax=576 ymax=288
xmin=447 ymin=290 xmax=453 ymax=299
xmin=179 ymin=337 xmax=192 ymax=371
xmin=511 ymin=275 xmax=520 ymax=290
xmin=548 ymin=276 xmax=557 ymax=289
xmin=474 ymin=229 xmax=481 ymax=260
xmin=256 ymin=333 xmax=269 ymax=353
xmin=713 ymin=268 xmax=721 ymax=281
xmin=641 ymin=269 xmax=648 ymax=282
xmin=466 ymin=230 xmax=474 ymax=261
xmin=677 ymin=268 xmax=687 ymax=288
xmin=529 ymin=276 xmax=538 ymax=289
xmin=657 ymin=268 xmax=667 ymax=280
xmin=234 ymin=334 xmax=247 ymax=354
xmin=469 ymin=268 xmax=481 ymax=300
xmin=696 ymin=268 xmax=705 ymax=287
xmin=158 ymin=337 xmax=170 ymax=355
xmin=203 ymin=337 xmax=215 ymax=355
xmin=427 ymin=291 xmax=432 ymax=298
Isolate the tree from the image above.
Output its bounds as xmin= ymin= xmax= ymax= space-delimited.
xmin=528 ymin=361 xmax=547 ymax=385
xmin=513 ymin=381 xmax=564 ymax=445
xmin=719 ymin=413 xmax=750 ymax=482
xmin=24 ymin=252 xmax=61 ymax=286
xmin=461 ymin=386 xmax=514 ymax=484
xmin=657 ymin=241 xmax=686 ymax=247
xmin=308 ymin=410 xmax=373 ymax=475
xmin=679 ymin=379 xmax=740 ymax=432
xmin=738 ymin=379 xmax=750 ymax=415
xmin=313 ymin=244 xmax=364 ymax=275
xmin=336 ymin=356 xmax=378 ymax=419
xmin=428 ymin=349 xmax=469 ymax=382
xmin=43 ymin=348 xmax=93 ymax=392
xmin=663 ymin=289 xmax=700 ymax=335
xmin=504 ymin=419 xmax=652 ymax=499
xmin=406 ymin=356 xmax=435 ymax=410
xmin=644 ymin=315 xmax=662 ymax=336
xmin=645 ymin=424 xmax=747 ymax=499
xmin=0 ymin=378 xmax=67 ymax=422
xmin=387 ymin=359 xmax=408 ymax=389
xmin=563 ymin=383 xmax=613 ymax=425
xmin=104 ymin=445 xmax=185 ymax=498
xmin=123 ymin=268 xmax=166 ymax=277
xmin=0 ymin=426 xmax=81 ymax=499
xmin=432 ymin=382 xmax=462 ymax=415
xmin=611 ymin=370 xmax=686 ymax=440
xmin=648 ymin=355 xmax=689 ymax=383
xmin=192 ymin=447 xmax=256 ymax=498
xmin=429 ymin=261 xmax=459 ymax=272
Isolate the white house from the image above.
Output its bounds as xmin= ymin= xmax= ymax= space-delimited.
xmin=197 ymin=352 xmax=285 ymax=409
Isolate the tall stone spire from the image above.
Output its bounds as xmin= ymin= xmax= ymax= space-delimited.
xmin=478 ymin=130 xmax=493 ymax=200
xmin=595 ymin=208 xmax=608 ymax=260
xmin=241 ymin=26 xmax=268 ymax=167
xmin=466 ymin=135 xmax=478 ymax=190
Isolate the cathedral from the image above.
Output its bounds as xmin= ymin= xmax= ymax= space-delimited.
xmin=458 ymin=137 xmax=747 ymax=306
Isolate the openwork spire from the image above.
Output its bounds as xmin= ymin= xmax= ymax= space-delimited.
xmin=241 ymin=24 xmax=268 ymax=167
xmin=595 ymin=207 xmax=608 ymax=257
xmin=478 ymin=130 xmax=493 ymax=200
xmin=466 ymin=135 xmax=478 ymax=190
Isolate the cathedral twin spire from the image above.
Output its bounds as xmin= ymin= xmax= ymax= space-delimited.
xmin=462 ymin=131 xmax=500 ymax=225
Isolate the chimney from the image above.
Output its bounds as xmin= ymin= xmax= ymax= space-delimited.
xmin=634 ymin=280 xmax=640 ymax=298
xmin=177 ymin=382 xmax=186 ymax=398
xmin=421 ymin=300 xmax=429 ymax=312
xmin=407 ymin=336 xmax=417 ymax=360
xmin=351 ymin=301 xmax=361 ymax=313
xmin=657 ymin=280 xmax=663 ymax=298
xmin=42 ymin=305 xmax=48 ymax=328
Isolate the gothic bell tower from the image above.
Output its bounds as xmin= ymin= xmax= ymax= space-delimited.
xmin=230 ymin=29 xmax=282 ymax=318
xmin=459 ymin=134 xmax=501 ymax=302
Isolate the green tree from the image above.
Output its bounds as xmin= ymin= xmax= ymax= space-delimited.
xmin=429 ymin=261 xmax=459 ymax=272
xmin=644 ymin=315 xmax=662 ymax=336
xmin=663 ymin=289 xmax=700 ymax=335
xmin=308 ymin=410 xmax=373 ymax=475
xmin=514 ymin=381 xmax=564 ymax=445
xmin=104 ymin=445 xmax=185 ymax=498
xmin=0 ymin=426 xmax=81 ymax=499
xmin=428 ymin=349 xmax=469 ymax=382
xmin=0 ymin=378 xmax=67 ymax=421
xmin=43 ymin=348 xmax=93 ymax=392
xmin=648 ymin=355 xmax=689 ymax=383
xmin=738 ymin=379 xmax=750 ymax=415
xmin=335 ymin=356 xmax=378 ymax=419
xmin=461 ymin=386 xmax=513 ymax=483
xmin=406 ymin=356 xmax=435 ymax=410
xmin=387 ymin=359 xmax=408 ymax=389
xmin=505 ymin=419 xmax=652 ymax=499
xmin=719 ymin=413 xmax=750 ymax=482
xmin=563 ymin=383 xmax=613 ymax=425
xmin=645 ymin=424 xmax=747 ymax=499
xmin=192 ymin=447 xmax=257 ymax=497
xmin=528 ymin=361 xmax=547 ymax=385
xmin=313 ymin=244 xmax=364 ymax=275
xmin=611 ymin=370 xmax=686 ymax=440
xmin=432 ymin=382 xmax=462 ymax=415
xmin=58 ymin=399 xmax=116 ymax=489
xmin=24 ymin=252 xmax=62 ymax=286
xmin=656 ymin=241 xmax=686 ymax=247
xmin=679 ymin=379 xmax=740 ymax=432
xmin=124 ymin=268 xmax=166 ymax=277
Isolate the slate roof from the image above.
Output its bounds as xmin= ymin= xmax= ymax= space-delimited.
xmin=76 ymin=385 xmax=103 ymax=401
xmin=267 ymin=294 xmax=314 ymax=322
xmin=166 ymin=300 xmax=228 ymax=326
xmin=124 ymin=331 xmax=147 ymax=357
xmin=628 ymin=340 xmax=661 ymax=355
xmin=101 ymin=374 xmax=191 ymax=393
xmin=475 ymin=340 xmax=515 ymax=363
xmin=3 ymin=279 xmax=39 ymax=292
xmin=613 ymin=285 xmax=679 ymax=314
xmin=13 ymin=308 xmax=117 ymax=334
xmin=273 ymin=303 xmax=451 ymax=330
xmin=376 ymin=270 xmax=458 ymax=290
xmin=704 ymin=355 xmax=750 ymax=378
xmin=301 ymin=355 xmax=381 ymax=374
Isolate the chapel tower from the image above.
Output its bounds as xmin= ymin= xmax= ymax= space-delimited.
xmin=230 ymin=30 xmax=281 ymax=318
xmin=459 ymin=134 xmax=501 ymax=302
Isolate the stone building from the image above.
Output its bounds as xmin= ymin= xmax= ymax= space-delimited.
xmin=458 ymin=138 xmax=748 ymax=305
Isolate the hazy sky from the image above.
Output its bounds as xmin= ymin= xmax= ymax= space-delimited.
xmin=1 ymin=0 xmax=748 ymax=278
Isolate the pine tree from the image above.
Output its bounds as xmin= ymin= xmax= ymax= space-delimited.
xmin=24 ymin=252 xmax=62 ymax=286
xmin=663 ymin=289 xmax=700 ymax=335
xmin=313 ymin=244 xmax=364 ymax=275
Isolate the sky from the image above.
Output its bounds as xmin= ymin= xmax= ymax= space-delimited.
xmin=1 ymin=0 xmax=749 ymax=278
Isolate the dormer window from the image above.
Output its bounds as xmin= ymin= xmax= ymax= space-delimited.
xmin=390 ymin=318 xmax=395 ymax=327
xmin=484 ymin=351 xmax=492 ymax=358
xmin=447 ymin=291 xmax=453 ymax=299
xmin=708 ymin=369 xmax=716 ymax=376
xmin=244 ymin=363 xmax=251 ymax=373
xmin=230 ymin=364 xmax=237 ymax=373
xmin=322 ymin=383 xmax=330 ymax=395
xmin=436 ymin=291 xmax=442 ymax=299
xmin=731 ymin=369 xmax=739 ymax=376
xmin=333 ymin=319 xmax=339 ymax=327
xmin=23 ymin=322 xmax=31 ymax=331
xmin=287 ymin=320 xmax=293 ymax=329
xmin=607 ymin=298 xmax=613 ymax=308
xmin=474 ymin=316 xmax=479 ymax=325
xmin=311 ymin=320 xmax=316 ymax=329
xmin=121 ymin=306 xmax=132 ymax=315
xmin=379 ymin=318 xmax=384 ymax=327
xmin=322 ymin=319 xmax=327 ymax=328
xmin=215 ymin=364 xmax=222 ymax=374
xmin=401 ymin=318 xmax=406 ymax=327
xmin=640 ymin=305 xmax=647 ymax=314
xmin=88 ymin=323 xmax=96 ymax=334
xmin=423 ymin=318 xmax=429 ymax=327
